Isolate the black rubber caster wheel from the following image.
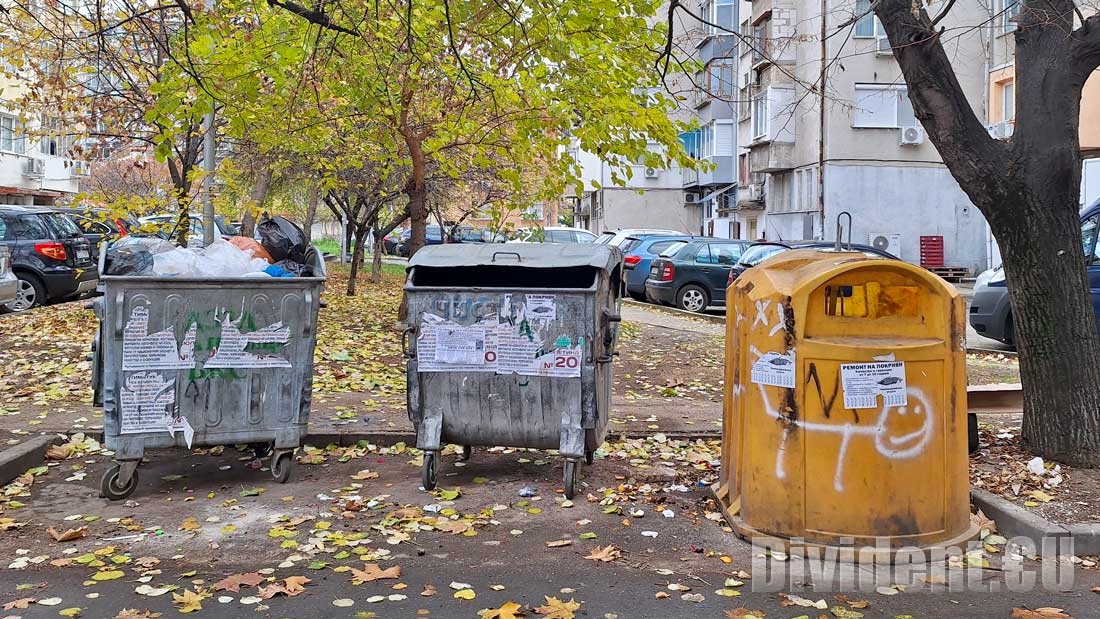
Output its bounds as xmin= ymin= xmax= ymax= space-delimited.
xmin=460 ymin=445 xmax=472 ymax=461
xmin=100 ymin=464 xmax=138 ymax=501
xmin=272 ymin=451 xmax=294 ymax=483
xmin=563 ymin=460 xmax=579 ymax=500
xmin=422 ymin=451 xmax=438 ymax=491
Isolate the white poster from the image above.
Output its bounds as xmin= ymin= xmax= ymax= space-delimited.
xmin=119 ymin=371 xmax=176 ymax=434
xmin=122 ymin=306 xmax=197 ymax=370
xmin=524 ymin=295 xmax=557 ymax=322
xmin=418 ymin=320 xmax=499 ymax=372
xmin=416 ymin=309 xmax=582 ymax=378
xmin=167 ymin=416 xmax=196 ymax=449
xmin=434 ymin=326 xmax=487 ymax=365
xmin=204 ymin=312 xmax=292 ymax=369
xmin=750 ymin=351 xmax=796 ymax=389
xmin=840 ymin=361 xmax=908 ymax=409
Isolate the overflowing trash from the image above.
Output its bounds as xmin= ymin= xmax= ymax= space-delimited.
xmin=102 ymin=215 xmax=321 ymax=278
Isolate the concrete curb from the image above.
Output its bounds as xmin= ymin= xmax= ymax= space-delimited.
xmin=622 ymin=299 xmax=725 ymax=325
xmin=970 ymin=488 xmax=1100 ymax=555
xmin=43 ymin=428 xmax=724 ymax=451
xmin=0 ymin=434 xmax=63 ymax=486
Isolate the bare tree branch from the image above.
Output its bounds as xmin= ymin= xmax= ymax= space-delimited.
xmin=266 ymin=0 xmax=359 ymax=36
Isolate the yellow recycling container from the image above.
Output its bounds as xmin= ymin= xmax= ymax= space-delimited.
xmin=715 ymin=248 xmax=977 ymax=551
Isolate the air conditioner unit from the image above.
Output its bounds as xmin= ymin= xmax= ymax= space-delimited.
xmin=644 ymin=167 xmax=659 ymax=178
xmin=876 ymin=35 xmax=893 ymax=55
xmin=987 ymin=121 xmax=1014 ymax=140
xmin=868 ymin=232 xmax=902 ymax=256
xmin=749 ymin=183 xmax=765 ymax=201
xmin=70 ymin=160 xmax=90 ymax=177
xmin=899 ymin=125 xmax=925 ymax=146
xmin=684 ymin=192 xmax=699 ymax=204
xmin=22 ymin=158 xmax=44 ymax=178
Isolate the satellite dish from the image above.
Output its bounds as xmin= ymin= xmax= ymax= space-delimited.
xmin=871 ymin=235 xmax=891 ymax=251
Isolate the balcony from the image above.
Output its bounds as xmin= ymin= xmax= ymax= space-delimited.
xmin=682 ymin=167 xmax=699 ymax=187
xmin=748 ymin=141 xmax=795 ymax=173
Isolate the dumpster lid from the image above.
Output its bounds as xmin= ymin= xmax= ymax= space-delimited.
xmin=409 ymin=243 xmax=621 ymax=271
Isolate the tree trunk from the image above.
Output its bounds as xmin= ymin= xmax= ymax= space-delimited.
xmin=399 ymin=135 xmax=428 ymax=322
xmin=242 ymin=167 xmax=273 ymax=238
xmin=875 ymin=0 xmax=1100 ymax=465
xmin=371 ymin=224 xmax=384 ymax=284
xmin=347 ymin=224 xmax=369 ymax=296
xmin=302 ymin=182 xmax=320 ymax=245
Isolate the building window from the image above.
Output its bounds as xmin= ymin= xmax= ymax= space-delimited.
xmin=854 ymin=0 xmax=886 ymax=38
xmin=524 ymin=202 xmax=545 ymax=221
xmin=704 ymin=0 xmax=736 ymax=35
xmin=0 ymin=115 xmax=25 ymax=154
xmin=708 ymin=59 xmax=735 ymax=97
xmin=752 ymin=23 xmax=767 ymax=65
xmin=999 ymin=0 xmax=1021 ymax=34
xmin=739 ymin=19 xmax=752 ymax=57
xmin=852 ymin=84 xmax=916 ymax=128
xmin=1002 ymin=80 xmax=1015 ymax=122
xmin=752 ymin=91 xmax=768 ymax=139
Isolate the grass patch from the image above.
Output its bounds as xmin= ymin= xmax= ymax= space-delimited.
xmin=312 ymin=237 xmax=341 ymax=255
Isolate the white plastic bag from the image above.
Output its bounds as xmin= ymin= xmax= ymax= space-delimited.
xmin=152 ymin=248 xmax=201 ymax=277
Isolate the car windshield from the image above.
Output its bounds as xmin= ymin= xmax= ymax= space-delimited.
xmin=738 ymin=244 xmax=788 ymax=267
xmin=659 ymin=241 xmax=689 ymax=258
xmin=594 ymin=232 xmax=616 ymax=245
xmin=620 ymin=237 xmax=644 ymax=253
xmin=45 ymin=213 xmax=84 ymax=238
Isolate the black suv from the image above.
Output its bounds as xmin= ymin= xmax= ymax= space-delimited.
xmin=0 ymin=205 xmax=99 ymax=312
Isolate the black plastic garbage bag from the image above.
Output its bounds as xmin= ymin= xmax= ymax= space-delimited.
xmin=104 ymin=246 xmax=154 ymax=276
xmin=257 ymin=216 xmax=307 ymax=263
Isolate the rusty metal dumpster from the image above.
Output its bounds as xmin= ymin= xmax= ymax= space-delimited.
xmin=92 ymin=251 xmax=326 ymax=500
xmin=716 ymin=248 xmax=977 ymax=551
xmin=404 ymin=244 xmax=622 ymax=499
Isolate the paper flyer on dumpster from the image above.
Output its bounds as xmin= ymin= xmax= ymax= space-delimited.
xmin=166 ymin=416 xmax=195 ymax=449
xmin=122 ymin=306 xmax=197 ymax=370
xmin=523 ymin=294 xmax=557 ymax=322
xmin=204 ymin=312 xmax=292 ymax=369
xmin=417 ymin=309 xmax=582 ymax=377
xmin=750 ymin=351 xmax=796 ymax=388
xmin=418 ymin=318 xmax=498 ymax=372
xmin=840 ymin=361 xmax=908 ymax=409
xmin=119 ymin=371 xmax=177 ymax=434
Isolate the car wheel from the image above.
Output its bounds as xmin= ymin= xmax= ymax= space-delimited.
xmin=677 ymin=284 xmax=709 ymax=313
xmin=4 ymin=273 xmax=45 ymax=312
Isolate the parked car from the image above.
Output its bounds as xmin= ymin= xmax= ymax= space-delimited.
xmin=509 ymin=226 xmax=597 ymax=244
xmin=621 ymin=234 xmax=694 ymax=301
xmin=595 ymin=228 xmax=684 ymax=247
xmin=645 ymin=238 xmax=751 ymax=312
xmin=53 ymin=207 xmax=135 ymax=257
xmin=0 ymin=205 xmax=99 ymax=312
xmin=0 ymin=244 xmax=17 ymax=308
xmin=727 ymin=240 xmax=899 ymax=283
xmin=969 ymin=265 xmax=1012 ymax=346
xmin=138 ymin=213 xmax=238 ymax=247
xmin=397 ymin=225 xmax=447 ymax=257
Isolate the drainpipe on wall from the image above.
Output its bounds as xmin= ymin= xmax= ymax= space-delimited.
xmin=817 ymin=0 xmax=827 ymax=240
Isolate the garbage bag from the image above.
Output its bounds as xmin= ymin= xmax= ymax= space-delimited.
xmin=229 ymin=236 xmax=274 ymax=263
xmin=257 ymin=216 xmax=307 ymax=263
xmin=153 ymin=247 xmax=201 ymax=277
xmin=103 ymin=246 xmax=154 ymax=276
xmin=112 ymin=235 xmax=176 ymax=255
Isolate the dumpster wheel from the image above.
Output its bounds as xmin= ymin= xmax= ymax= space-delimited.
xmin=271 ymin=450 xmax=295 ymax=483
xmin=584 ymin=449 xmax=594 ymax=466
xmin=563 ymin=460 xmax=579 ymax=499
xmin=460 ymin=446 xmax=472 ymax=461
xmin=422 ymin=451 xmax=438 ymax=490
xmin=101 ymin=463 xmax=138 ymax=501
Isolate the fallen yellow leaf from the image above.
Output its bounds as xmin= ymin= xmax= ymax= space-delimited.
xmin=454 ymin=589 xmax=477 ymax=600
xmin=478 ymin=601 xmax=525 ymax=619
xmin=172 ymin=589 xmax=208 ymax=613
xmin=533 ymin=596 xmax=581 ymax=619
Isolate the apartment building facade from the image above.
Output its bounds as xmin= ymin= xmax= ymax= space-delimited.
xmin=986 ymin=0 xmax=1100 ymax=210
xmin=0 ymin=72 xmax=86 ymax=205
xmin=738 ymin=0 xmax=993 ymax=271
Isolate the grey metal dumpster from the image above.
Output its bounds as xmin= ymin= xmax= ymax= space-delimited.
xmin=404 ymin=243 xmax=622 ymax=498
xmin=92 ymin=253 xmax=325 ymax=500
